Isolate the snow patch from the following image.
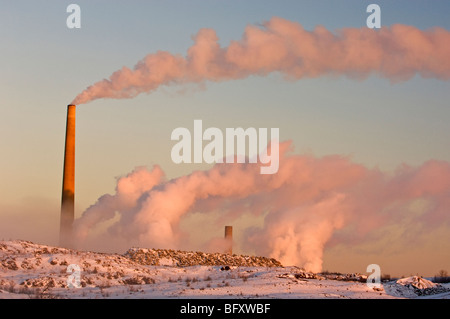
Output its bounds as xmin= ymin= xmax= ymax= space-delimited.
xmin=158 ymin=257 xmax=176 ymax=266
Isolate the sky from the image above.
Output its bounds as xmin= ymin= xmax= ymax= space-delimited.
xmin=0 ymin=0 xmax=449 ymax=277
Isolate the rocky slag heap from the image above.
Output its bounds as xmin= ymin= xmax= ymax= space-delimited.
xmin=124 ymin=248 xmax=282 ymax=267
xmin=396 ymin=276 xmax=449 ymax=296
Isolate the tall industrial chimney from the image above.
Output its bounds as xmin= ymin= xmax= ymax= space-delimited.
xmin=224 ymin=226 xmax=233 ymax=255
xmin=60 ymin=104 xmax=76 ymax=248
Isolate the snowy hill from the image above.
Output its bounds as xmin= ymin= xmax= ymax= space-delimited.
xmin=0 ymin=240 xmax=449 ymax=299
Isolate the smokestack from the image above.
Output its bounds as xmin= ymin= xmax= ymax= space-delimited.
xmin=60 ymin=104 xmax=76 ymax=248
xmin=224 ymin=226 xmax=233 ymax=255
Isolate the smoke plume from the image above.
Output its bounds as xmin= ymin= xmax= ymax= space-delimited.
xmin=72 ymin=17 xmax=450 ymax=105
xmin=74 ymin=141 xmax=450 ymax=272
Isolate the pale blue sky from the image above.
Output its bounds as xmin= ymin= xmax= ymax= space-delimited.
xmin=0 ymin=1 xmax=449 ymax=275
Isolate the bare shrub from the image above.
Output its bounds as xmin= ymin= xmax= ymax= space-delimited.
xmin=434 ymin=270 xmax=450 ymax=283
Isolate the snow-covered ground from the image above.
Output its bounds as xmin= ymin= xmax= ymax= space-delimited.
xmin=1 ymin=240 xmax=449 ymax=299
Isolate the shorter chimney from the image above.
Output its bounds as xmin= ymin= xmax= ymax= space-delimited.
xmin=224 ymin=226 xmax=233 ymax=254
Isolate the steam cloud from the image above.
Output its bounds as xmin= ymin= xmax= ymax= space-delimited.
xmin=74 ymin=141 xmax=450 ymax=272
xmin=72 ymin=17 xmax=450 ymax=105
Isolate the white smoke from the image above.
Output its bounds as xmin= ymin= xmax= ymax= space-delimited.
xmin=72 ymin=17 xmax=450 ymax=105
